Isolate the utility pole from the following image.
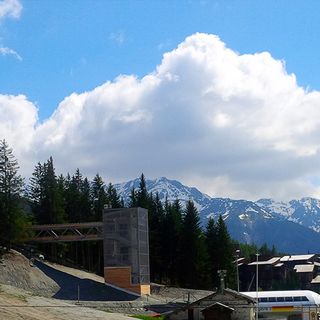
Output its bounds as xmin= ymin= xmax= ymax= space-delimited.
xmin=235 ymin=249 xmax=240 ymax=292
xmin=256 ymin=253 xmax=260 ymax=320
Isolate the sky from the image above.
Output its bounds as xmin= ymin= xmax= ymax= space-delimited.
xmin=2 ymin=0 xmax=320 ymax=200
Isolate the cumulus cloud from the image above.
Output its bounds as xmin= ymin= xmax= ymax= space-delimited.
xmin=3 ymin=33 xmax=320 ymax=200
xmin=0 ymin=47 xmax=22 ymax=60
xmin=0 ymin=94 xmax=37 ymax=172
xmin=0 ymin=0 xmax=22 ymax=20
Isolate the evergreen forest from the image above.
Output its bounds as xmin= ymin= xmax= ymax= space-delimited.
xmin=0 ymin=140 xmax=276 ymax=290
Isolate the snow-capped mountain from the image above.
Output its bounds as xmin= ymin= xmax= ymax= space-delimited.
xmin=115 ymin=176 xmax=212 ymax=211
xmin=115 ymin=177 xmax=320 ymax=253
xmin=199 ymin=198 xmax=320 ymax=253
xmin=257 ymin=198 xmax=320 ymax=232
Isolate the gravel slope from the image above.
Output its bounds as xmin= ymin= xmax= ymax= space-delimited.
xmin=0 ymin=284 xmax=134 ymax=320
xmin=0 ymin=250 xmax=59 ymax=297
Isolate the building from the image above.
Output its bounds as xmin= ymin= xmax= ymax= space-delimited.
xmin=241 ymin=257 xmax=286 ymax=291
xmin=167 ymin=288 xmax=255 ymax=320
xmin=294 ymin=264 xmax=316 ymax=289
xmin=103 ymin=207 xmax=150 ymax=295
xmin=239 ymin=254 xmax=320 ymax=292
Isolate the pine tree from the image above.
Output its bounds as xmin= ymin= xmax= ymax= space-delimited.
xmin=91 ymin=173 xmax=107 ymax=220
xmin=80 ymin=177 xmax=93 ymax=221
xmin=106 ymin=183 xmax=122 ymax=208
xmin=162 ymin=198 xmax=182 ymax=284
xmin=136 ymin=173 xmax=148 ymax=209
xmin=45 ymin=157 xmax=65 ymax=223
xmin=205 ymin=217 xmax=218 ymax=288
xmin=0 ymin=140 xmax=27 ymax=248
xmin=129 ymin=188 xmax=137 ymax=207
xmin=29 ymin=157 xmax=65 ymax=224
xmin=148 ymin=192 xmax=165 ymax=282
xmin=178 ymin=200 xmax=208 ymax=288
xmin=28 ymin=162 xmax=44 ymax=217
xmin=65 ymin=169 xmax=85 ymax=222
xmin=216 ymin=215 xmax=236 ymax=289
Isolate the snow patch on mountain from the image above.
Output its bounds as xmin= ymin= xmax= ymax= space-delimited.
xmin=239 ymin=213 xmax=249 ymax=220
xmin=256 ymin=198 xmax=294 ymax=218
xmin=257 ymin=197 xmax=320 ymax=232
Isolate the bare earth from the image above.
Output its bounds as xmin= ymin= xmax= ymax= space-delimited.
xmin=0 ymin=250 xmax=212 ymax=319
xmin=0 ymin=284 xmax=135 ymax=320
xmin=0 ymin=251 xmax=137 ymax=319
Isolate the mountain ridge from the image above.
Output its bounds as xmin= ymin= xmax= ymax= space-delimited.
xmin=115 ymin=177 xmax=320 ymax=253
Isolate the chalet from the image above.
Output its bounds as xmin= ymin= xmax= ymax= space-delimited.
xmin=238 ymin=254 xmax=320 ymax=291
xmin=280 ymin=254 xmax=318 ymax=268
xmin=294 ymin=264 xmax=316 ymax=289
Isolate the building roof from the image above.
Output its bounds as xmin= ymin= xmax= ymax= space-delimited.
xmin=237 ymin=257 xmax=246 ymax=264
xmin=280 ymin=254 xmax=315 ymax=262
xmin=274 ymin=262 xmax=284 ymax=267
xmin=311 ymin=275 xmax=320 ymax=284
xmin=190 ymin=288 xmax=256 ymax=307
xmin=294 ymin=264 xmax=315 ymax=273
xmin=221 ymin=288 xmax=256 ymax=303
xmin=248 ymin=257 xmax=280 ymax=266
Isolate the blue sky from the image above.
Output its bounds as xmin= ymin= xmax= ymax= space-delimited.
xmin=2 ymin=0 xmax=320 ymax=200
xmin=2 ymin=1 xmax=320 ymax=120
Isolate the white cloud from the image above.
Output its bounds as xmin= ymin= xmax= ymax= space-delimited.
xmin=109 ymin=31 xmax=125 ymax=46
xmin=0 ymin=47 xmax=22 ymax=60
xmin=0 ymin=94 xmax=37 ymax=171
xmin=3 ymin=33 xmax=320 ymax=200
xmin=0 ymin=0 xmax=22 ymax=20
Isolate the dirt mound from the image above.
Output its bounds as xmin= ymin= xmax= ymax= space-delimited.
xmin=0 ymin=250 xmax=59 ymax=297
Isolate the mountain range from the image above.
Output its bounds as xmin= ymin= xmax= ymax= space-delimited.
xmin=115 ymin=177 xmax=320 ymax=254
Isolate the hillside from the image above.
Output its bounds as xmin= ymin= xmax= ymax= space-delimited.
xmin=0 ymin=284 xmax=134 ymax=320
xmin=0 ymin=250 xmax=137 ymax=301
xmin=0 ymin=250 xmax=212 ymax=319
xmin=0 ymin=250 xmax=59 ymax=296
xmin=0 ymin=250 xmax=137 ymax=320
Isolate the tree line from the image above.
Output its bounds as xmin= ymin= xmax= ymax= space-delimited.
xmin=0 ymin=139 xmax=277 ymax=290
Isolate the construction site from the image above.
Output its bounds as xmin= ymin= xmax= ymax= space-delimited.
xmin=0 ymin=207 xmax=212 ymax=319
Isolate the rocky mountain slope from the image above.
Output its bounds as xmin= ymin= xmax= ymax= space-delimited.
xmin=257 ymin=197 xmax=320 ymax=232
xmin=115 ymin=177 xmax=320 ymax=253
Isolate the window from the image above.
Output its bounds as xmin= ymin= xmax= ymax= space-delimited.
xmin=277 ymin=297 xmax=285 ymax=302
xmin=285 ymin=297 xmax=293 ymax=302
